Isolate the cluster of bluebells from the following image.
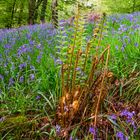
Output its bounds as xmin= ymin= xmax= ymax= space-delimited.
xmin=108 ymin=12 xmax=140 ymax=54
xmin=0 ymin=12 xmax=140 ymax=97
xmin=116 ymin=131 xmax=128 ymax=140
xmin=0 ymin=23 xmax=58 ymax=91
xmin=109 ymin=109 xmax=137 ymax=139
xmin=120 ymin=109 xmax=137 ymax=132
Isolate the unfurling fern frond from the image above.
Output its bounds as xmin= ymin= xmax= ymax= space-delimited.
xmin=55 ymin=6 xmax=113 ymax=139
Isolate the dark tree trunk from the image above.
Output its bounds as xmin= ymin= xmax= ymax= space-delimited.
xmin=28 ymin=0 xmax=43 ymax=25
xmin=7 ymin=0 xmax=16 ymax=28
xmin=40 ymin=0 xmax=48 ymax=23
xmin=28 ymin=0 xmax=35 ymax=25
xmin=52 ymin=0 xmax=58 ymax=28
xmin=34 ymin=9 xmax=39 ymax=23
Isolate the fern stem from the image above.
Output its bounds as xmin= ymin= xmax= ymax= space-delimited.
xmin=94 ymin=45 xmax=110 ymax=128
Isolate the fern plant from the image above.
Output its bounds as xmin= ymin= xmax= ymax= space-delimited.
xmin=54 ymin=6 xmax=114 ymax=139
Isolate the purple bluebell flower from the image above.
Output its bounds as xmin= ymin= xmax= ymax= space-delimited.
xmin=116 ymin=131 xmax=128 ymax=140
xmin=89 ymin=126 xmax=96 ymax=136
xmin=19 ymin=63 xmax=26 ymax=70
xmin=55 ymin=124 xmax=61 ymax=133
xmin=122 ymin=36 xmax=130 ymax=43
xmin=132 ymin=24 xmax=139 ymax=30
xmin=55 ymin=59 xmax=63 ymax=65
xmin=30 ymin=74 xmax=35 ymax=80
xmin=19 ymin=76 xmax=24 ymax=83
xmin=0 ymin=117 xmax=5 ymax=122
xmin=69 ymin=136 xmax=73 ymax=140
xmin=118 ymin=25 xmax=128 ymax=33
xmin=122 ymin=43 xmax=126 ymax=48
xmin=115 ymin=45 xmax=119 ymax=50
xmin=36 ymin=44 xmax=41 ymax=49
xmin=29 ymin=40 xmax=34 ymax=46
xmin=36 ymin=95 xmax=41 ymax=100
xmin=134 ymin=43 xmax=138 ymax=47
xmin=128 ymin=14 xmax=133 ymax=22
xmin=30 ymin=65 xmax=35 ymax=70
xmin=17 ymin=45 xmax=29 ymax=57
xmin=110 ymin=114 xmax=117 ymax=121
xmin=0 ymin=74 xmax=4 ymax=80
xmin=76 ymin=67 xmax=81 ymax=71
xmin=121 ymin=47 xmax=125 ymax=52
xmin=26 ymin=33 xmax=31 ymax=39
xmin=9 ymin=77 xmax=14 ymax=86
xmin=37 ymin=55 xmax=42 ymax=63
xmin=4 ymin=44 xmax=12 ymax=49
xmin=120 ymin=109 xmax=135 ymax=119
xmin=120 ymin=109 xmax=136 ymax=128
xmin=4 ymin=62 xmax=8 ymax=68
xmin=131 ymin=120 xmax=137 ymax=133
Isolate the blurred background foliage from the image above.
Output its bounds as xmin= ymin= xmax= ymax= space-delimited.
xmin=0 ymin=0 xmax=140 ymax=29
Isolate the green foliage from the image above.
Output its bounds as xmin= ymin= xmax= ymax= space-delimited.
xmin=103 ymin=0 xmax=140 ymax=13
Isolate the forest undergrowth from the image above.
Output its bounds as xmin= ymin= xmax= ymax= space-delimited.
xmin=0 ymin=8 xmax=140 ymax=140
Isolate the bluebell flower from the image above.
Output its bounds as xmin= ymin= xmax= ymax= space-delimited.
xmin=0 ymin=117 xmax=5 ymax=122
xmin=115 ymin=45 xmax=119 ymax=50
xmin=37 ymin=55 xmax=42 ymax=63
xmin=132 ymin=24 xmax=139 ymax=29
xmin=36 ymin=44 xmax=41 ymax=49
xmin=128 ymin=14 xmax=133 ymax=22
xmin=89 ymin=126 xmax=96 ymax=136
xmin=120 ymin=109 xmax=136 ymax=129
xmin=0 ymin=74 xmax=4 ymax=80
xmin=4 ymin=44 xmax=12 ymax=49
xmin=26 ymin=33 xmax=31 ymax=39
xmin=19 ymin=63 xmax=26 ymax=70
xmin=30 ymin=65 xmax=35 ymax=71
xmin=118 ymin=25 xmax=128 ymax=33
xmin=122 ymin=43 xmax=126 ymax=48
xmin=134 ymin=43 xmax=138 ymax=47
xmin=55 ymin=59 xmax=63 ymax=65
xmin=36 ymin=95 xmax=41 ymax=100
xmin=131 ymin=121 xmax=137 ymax=133
xmin=17 ymin=45 xmax=29 ymax=57
xmin=69 ymin=136 xmax=73 ymax=140
xmin=30 ymin=74 xmax=35 ymax=80
xmin=110 ymin=114 xmax=117 ymax=121
xmin=55 ymin=124 xmax=61 ymax=133
xmin=29 ymin=40 xmax=34 ymax=46
xmin=120 ymin=109 xmax=135 ymax=119
xmin=116 ymin=131 xmax=128 ymax=140
xmin=76 ymin=67 xmax=81 ymax=71
xmin=19 ymin=76 xmax=24 ymax=83
xmin=9 ymin=77 xmax=15 ymax=86
xmin=121 ymin=47 xmax=125 ymax=52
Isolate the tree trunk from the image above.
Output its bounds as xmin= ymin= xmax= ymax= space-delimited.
xmin=7 ymin=0 xmax=16 ymax=28
xmin=52 ymin=0 xmax=58 ymax=28
xmin=28 ymin=0 xmax=43 ymax=24
xmin=40 ymin=0 xmax=48 ymax=23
